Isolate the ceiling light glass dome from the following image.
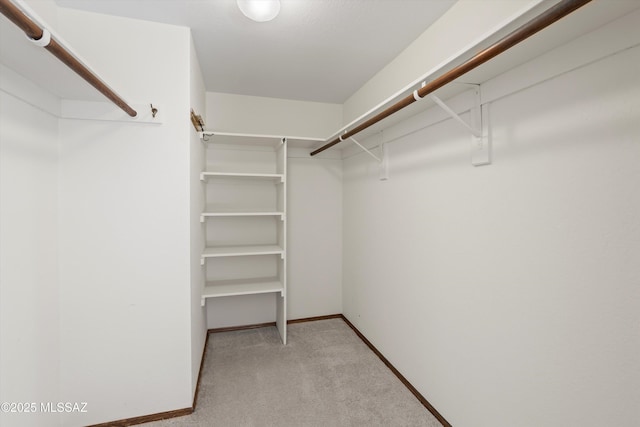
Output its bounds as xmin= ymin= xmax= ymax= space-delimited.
xmin=237 ymin=0 xmax=281 ymax=23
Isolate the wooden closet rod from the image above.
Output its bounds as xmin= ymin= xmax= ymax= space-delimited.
xmin=0 ymin=0 xmax=137 ymax=117
xmin=310 ymin=0 xmax=592 ymax=156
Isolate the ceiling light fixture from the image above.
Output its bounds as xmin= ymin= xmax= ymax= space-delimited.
xmin=237 ymin=0 xmax=281 ymax=23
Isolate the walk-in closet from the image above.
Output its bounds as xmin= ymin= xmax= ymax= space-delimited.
xmin=1 ymin=1 xmax=638 ymax=426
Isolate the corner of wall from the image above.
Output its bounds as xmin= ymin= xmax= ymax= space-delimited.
xmin=0 ymin=61 xmax=61 ymax=427
xmin=189 ymin=31 xmax=207 ymax=400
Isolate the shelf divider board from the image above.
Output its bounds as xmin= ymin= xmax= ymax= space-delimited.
xmin=276 ymin=140 xmax=287 ymax=344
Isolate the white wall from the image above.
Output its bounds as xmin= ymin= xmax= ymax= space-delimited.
xmin=188 ymin=35 xmax=207 ymax=399
xmin=342 ymin=18 xmax=640 ymax=427
xmin=342 ymin=0 xmax=544 ymax=125
xmin=54 ymin=10 xmax=193 ymax=426
xmin=0 ymin=66 xmax=61 ymax=427
xmin=204 ymin=94 xmax=343 ymax=327
xmin=287 ymin=147 xmax=342 ymax=319
xmin=207 ymin=92 xmax=342 ymax=139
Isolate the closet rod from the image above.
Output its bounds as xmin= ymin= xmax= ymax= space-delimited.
xmin=310 ymin=0 xmax=592 ymax=156
xmin=0 ymin=0 xmax=137 ymax=117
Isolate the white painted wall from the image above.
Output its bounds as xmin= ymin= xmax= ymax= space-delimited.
xmin=0 ymin=66 xmax=61 ymax=427
xmin=204 ymin=94 xmax=343 ymax=327
xmin=54 ymin=10 xmax=193 ymax=426
xmin=342 ymin=16 xmax=640 ymax=427
xmin=287 ymin=147 xmax=342 ymax=319
xmin=2 ymin=1 xmax=207 ymax=423
xmin=206 ymin=92 xmax=342 ymax=139
xmin=342 ymin=0 xmax=544 ymax=125
xmin=188 ymin=35 xmax=207 ymax=399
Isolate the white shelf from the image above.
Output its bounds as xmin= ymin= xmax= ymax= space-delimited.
xmin=200 ymin=172 xmax=284 ymax=183
xmin=199 ymin=131 xmax=323 ymax=148
xmin=200 ymin=132 xmax=285 ymax=147
xmin=202 ymin=244 xmax=284 ymax=259
xmin=201 ymin=208 xmax=284 ymax=221
xmin=202 ymin=277 xmax=284 ymax=299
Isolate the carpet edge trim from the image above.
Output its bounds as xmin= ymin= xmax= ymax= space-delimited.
xmin=86 ymin=329 xmax=210 ymax=427
xmin=86 ymin=313 xmax=449 ymax=426
xmin=339 ymin=314 xmax=453 ymax=427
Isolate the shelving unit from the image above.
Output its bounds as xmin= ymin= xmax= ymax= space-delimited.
xmin=199 ymin=131 xmax=288 ymax=344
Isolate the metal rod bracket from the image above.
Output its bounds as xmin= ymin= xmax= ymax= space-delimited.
xmin=428 ymin=86 xmax=491 ymax=166
xmin=429 ymin=92 xmax=482 ymax=138
xmin=349 ymin=136 xmax=389 ymax=180
xmin=472 ymin=101 xmax=491 ymax=166
xmin=379 ymin=143 xmax=389 ymax=181
xmin=466 ymin=85 xmax=491 ymax=166
xmin=26 ymin=27 xmax=50 ymax=47
xmin=413 ymin=81 xmax=427 ymax=101
xmin=350 ymin=137 xmax=381 ymax=163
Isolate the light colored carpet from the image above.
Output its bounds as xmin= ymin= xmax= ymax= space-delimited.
xmin=145 ymin=318 xmax=442 ymax=427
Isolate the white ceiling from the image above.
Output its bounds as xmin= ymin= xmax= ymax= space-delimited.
xmin=52 ymin=0 xmax=457 ymax=104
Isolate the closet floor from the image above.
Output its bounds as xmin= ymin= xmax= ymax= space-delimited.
xmin=146 ymin=318 xmax=442 ymax=426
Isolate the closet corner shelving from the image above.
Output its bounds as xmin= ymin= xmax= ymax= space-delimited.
xmin=199 ymin=131 xmax=289 ymax=344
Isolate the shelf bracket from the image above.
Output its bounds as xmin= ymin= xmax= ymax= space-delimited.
xmin=350 ymin=137 xmax=381 ymax=163
xmin=379 ymin=142 xmax=389 ymax=181
xmin=350 ymin=137 xmax=389 ymax=181
xmin=470 ymin=86 xmax=491 ymax=166
xmin=200 ymin=257 xmax=205 ymax=266
xmin=428 ymin=86 xmax=490 ymax=166
xmin=199 ymin=131 xmax=214 ymax=142
xmin=428 ymin=94 xmax=482 ymax=138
